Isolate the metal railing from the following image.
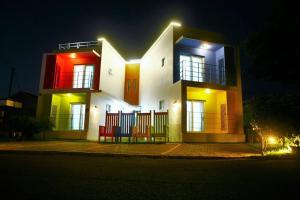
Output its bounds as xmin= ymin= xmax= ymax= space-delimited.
xmin=54 ymin=71 xmax=94 ymax=89
xmin=180 ymin=61 xmax=226 ymax=85
xmin=58 ymin=41 xmax=99 ymax=50
xmin=186 ymin=112 xmax=236 ymax=133
xmin=50 ymin=114 xmax=85 ymax=131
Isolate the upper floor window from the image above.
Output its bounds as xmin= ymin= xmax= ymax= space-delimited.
xmin=180 ymin=55 xmax=205 ymax=82
xmin=73 ymin=65 xmax=94 ymax=89
xmin=159 ymin=100 xmax=165 ymax=111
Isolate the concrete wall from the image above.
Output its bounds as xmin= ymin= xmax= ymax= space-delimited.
xmin=100 ymin=40 xmax=126 ymax=100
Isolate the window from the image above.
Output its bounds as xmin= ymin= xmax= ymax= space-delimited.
xmin=186 ymin=100 xmax=204 ymax=132
xmin=73 ymin=65 xmax=94 ymax=89
xmin=180 ymin=55 xmax=205 ymax=82
xmin=106 ymin=104 xmax=111 ymax=112
xmin=161 ymin=57 xmax=165 ymax=67
xmin=70 ymin=104 xmax=86 ymax=130
xmin=159 ymin=100 xmax=165 ymax=111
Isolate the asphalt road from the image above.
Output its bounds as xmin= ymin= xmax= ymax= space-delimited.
xmin=0 ymin=153 xmax=299 ymax=200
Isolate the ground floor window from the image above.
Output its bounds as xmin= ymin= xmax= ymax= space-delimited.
xmin=70 ymin=103 xmax=85 ymax=130
xmin=186 ymin=100 xmax=204 ymax=132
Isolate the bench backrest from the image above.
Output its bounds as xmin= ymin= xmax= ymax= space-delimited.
xmin=120 ymin=112 xmax=135 ymax=136
xmin=153 ymin=111 xmax=168 ymax=134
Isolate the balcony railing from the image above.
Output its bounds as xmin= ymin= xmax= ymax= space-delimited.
xmin=186 ymin=112 xmax=236 ymax=133
xmin=180 ymin=61 xmax=226 ymax=85
xmin=50 ymin=114 xmax=85 ymax=131
xmin=58 ymin=41 xmax=99 ymax=50
xmin=54 ymin=72 xmax=94 ymax=89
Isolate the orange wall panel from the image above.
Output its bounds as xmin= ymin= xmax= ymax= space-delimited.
xmin=124 ymin=63 xmax=140 ymax=105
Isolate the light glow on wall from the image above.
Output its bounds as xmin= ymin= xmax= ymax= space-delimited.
xmin=200 ymin=43 xmax=211 ymax=50
xmin=205 ymin=89 xmax=211 ymax=94
xmin=126 ymin=59 xmax=141 ymax=64
xmin=70 ymin=53 xmax=76 ymax=59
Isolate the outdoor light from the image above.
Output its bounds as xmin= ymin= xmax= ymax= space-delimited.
xmin=200 ymin=43 xmax=211 ymax=50
xmin=97 ymin=37 xmax=106 ymax=41
xmin=70 ymin=53 xmax=76 ymax=58
xmin=205 ymin=89 xmax=211 ymax=94
xmin=127 ymin=59 xmax=141 ymax=64
xmin=170 ymin=21 xmax=182 ymax=27
xmin=267 ymin=136 xmax=277 ymax=145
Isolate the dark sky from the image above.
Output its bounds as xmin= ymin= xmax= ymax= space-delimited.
xmin=0 ymin=0 xmax=274 ymax=99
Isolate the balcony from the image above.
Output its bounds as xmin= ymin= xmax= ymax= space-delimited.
xmin=54 ymin=71 xmax=94 ymax=89
xmin=58 ymin=41 xmax=99 ymax=50
xmin=179 ymin=61 xmax=226 ymax=85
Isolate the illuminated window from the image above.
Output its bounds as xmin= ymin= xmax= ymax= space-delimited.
xmin=180 ymin=55 xmax=204 ymax=82
xmin=73 ymin=65 xmax=94 ymax=89
xmin=186 ymin=100 xmax=204 ymax=132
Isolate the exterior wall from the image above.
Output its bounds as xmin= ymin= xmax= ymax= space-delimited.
xmin=100 ymin=40 xmax=126 ymax=100
xmin=87 ymin=92 xmax=138 ymax=141
xmin=139 ymin=26 xmax=182 ymax=142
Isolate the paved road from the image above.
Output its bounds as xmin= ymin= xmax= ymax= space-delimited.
xmin=0 ymin=153 xmax=299 ymax=200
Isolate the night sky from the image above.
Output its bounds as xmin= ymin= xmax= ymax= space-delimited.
xmin=0 ymin=0 xmax=274 ymax=99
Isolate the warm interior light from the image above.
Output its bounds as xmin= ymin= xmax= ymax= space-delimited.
xmin=200 ymin=43 xmax=211 ymax=50
xmin=205 ymin=89 xmax=211 ymax=94
xmin=67 ymin=93 xmax=72 ymax=97
xmin=267 ymin=136 xmax=277 ymax=145
xmin=70 ymin=53 xmax=76 ymax=59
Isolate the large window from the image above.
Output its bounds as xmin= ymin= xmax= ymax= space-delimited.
xmin=70 ymin=103 xmax=85 ymax=130
xmin=186 ymin=100 xmax=204 ymax=132
xmin=180 ymin=55 xmax=205 ymax=82
xmin=73 ymin=65 xmax=94 ymax=88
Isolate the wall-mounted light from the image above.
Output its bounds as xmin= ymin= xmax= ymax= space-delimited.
xmin=200 ymin=43 xmax=211 ymax=50
xmin=205 ymin=89 xmax=211 ymax=94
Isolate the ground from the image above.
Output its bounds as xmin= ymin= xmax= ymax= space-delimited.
xmin=0 ymin=153 xmax=299 ymax=200
xmin=0 ymin=141 xmax=261 ymax=158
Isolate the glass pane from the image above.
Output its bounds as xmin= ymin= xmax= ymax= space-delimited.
xmin=180 ymin=55 xmax=192 ymax=80
xmin=71 ymin=104 xmax=85 ymax=130
xmin=193 ymin=101 xmax=204 ymax=131
xmin=186 ymin=101 xmax=192 ymax=132
xmin=73 ymin=65 xmax=84 ymax=88
xmin=84 ymin=65 xmax=94 ymax=88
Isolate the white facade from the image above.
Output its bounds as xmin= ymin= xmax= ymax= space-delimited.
xmin=99 ymin=40 xmax=126 ymax=100
xmin=139 ymin=25 xmax=182 ymax=142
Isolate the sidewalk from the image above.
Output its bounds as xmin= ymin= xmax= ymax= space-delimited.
xmin=0 ymin=140 xmax=261 ymax=158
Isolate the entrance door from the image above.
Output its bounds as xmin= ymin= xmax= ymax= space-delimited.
xmin=186 ymin=100 xmax=204 ymax=132
xmin=70 ymin=104 xmax=86 ymax=130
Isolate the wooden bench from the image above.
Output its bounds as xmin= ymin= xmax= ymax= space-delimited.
xmin=132 ymin=112 xmax=151 ymax=143
xmin=98 ymin=111 xmax=120 ymax=143
xmin=151 ymin=110 xmax=169 ymax=143
xmin=115 ymin=112 xmax=135 ymax=143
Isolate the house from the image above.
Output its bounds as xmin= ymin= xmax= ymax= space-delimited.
xmin=36 ymin=21 xmax=244 ymax=142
